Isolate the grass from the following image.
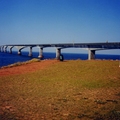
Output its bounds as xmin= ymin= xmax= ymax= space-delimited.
xmin=0 ymin=60 xmax=120 ymax=120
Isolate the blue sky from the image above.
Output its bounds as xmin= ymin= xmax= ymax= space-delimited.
xmin=0 ymin=0 xmax=120 ymax=54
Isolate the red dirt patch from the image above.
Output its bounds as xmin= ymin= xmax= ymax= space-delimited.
xmin=0 ymin=60 xmax=58 ymax=76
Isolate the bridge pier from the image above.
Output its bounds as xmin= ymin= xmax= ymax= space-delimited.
xmin=29 ymin=47 xmax=32 ymax=57
xmin=88 ymin=50 xmax=95 ymax=60
xmin=4 ymin=46 xmax=7 ymax=53
xmin=56 ymin=48 xmax=61 ymax=60
xmin=18 ymin=49 xmax=21 ymax=55
xmin=38 ymin=47 xmax=44 ymax=59
xmin=1 ymin=46 xmax=4 ymax=52
xmin=9 ymin=46 xmax=14 ymax=54
xmin=10 ymin=48 xmax=12 ymax=54
xmin=16 ymin=46 xmax=26 ymax=55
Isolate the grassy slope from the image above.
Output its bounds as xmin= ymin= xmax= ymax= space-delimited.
xmin=0 ymin=60 xmax=120 ymax=120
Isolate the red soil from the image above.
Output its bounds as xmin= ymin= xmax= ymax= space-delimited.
xmin=0 ymin=60 xmax=58 ymax=76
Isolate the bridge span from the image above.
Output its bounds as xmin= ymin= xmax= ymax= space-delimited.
xmin=0 ymin=42 xmax=120 ymax=60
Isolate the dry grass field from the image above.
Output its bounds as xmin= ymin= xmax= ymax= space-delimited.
xmin=0 ymin=59 xmax=120 ymax=120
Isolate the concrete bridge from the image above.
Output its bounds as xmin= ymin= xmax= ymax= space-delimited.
xmin=0 ymin=42 xmax=120 ymax=60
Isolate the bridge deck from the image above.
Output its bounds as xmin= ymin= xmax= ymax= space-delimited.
xmin=0 ymin=42 xmax=120 ymax=60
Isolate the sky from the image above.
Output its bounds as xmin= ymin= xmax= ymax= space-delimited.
xmin=0 ymin=0 xmax=120 ymax=54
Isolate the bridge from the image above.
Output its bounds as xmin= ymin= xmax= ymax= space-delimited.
xmin=0 ymin=42 xmax=120 ymax=60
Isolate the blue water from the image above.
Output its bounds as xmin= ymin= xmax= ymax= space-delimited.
xmin=0 ymin=51 xmax=120 ymax=67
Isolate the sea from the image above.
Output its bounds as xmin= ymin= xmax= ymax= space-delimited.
xmin=0 ymin=51 xmax=120 ymax=67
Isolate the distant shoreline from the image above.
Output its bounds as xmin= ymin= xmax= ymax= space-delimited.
xmin=0 ymin=58 xmax=120 ymax=70
xmin=0 ymin=52 xmax=120 ymax=68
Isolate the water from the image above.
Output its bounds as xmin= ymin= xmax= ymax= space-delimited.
xmin=0 ymin=51 xmax=120 ymax=67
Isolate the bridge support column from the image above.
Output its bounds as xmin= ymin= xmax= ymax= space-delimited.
xmin=29 ymin=47 xmax=32 ymax=57
xmin=88 ymin=50 xmax=95 ymax=60
xmin=56 ymin=48 xmax=61 ymax=60
xmin=1 ymin=46 xmax=4 ymax=52
xmin=10 ymin=48 xmax=12 ymax=54
xmin=9 ymin=46 xmax=14 ymax=54
xmin=38 ymin=47 xmax=44 ymax=59
xmin=4 ymin=46 xmax=7 ymax=53
xmin=18 ymin=49 xmax=21 ymax=55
